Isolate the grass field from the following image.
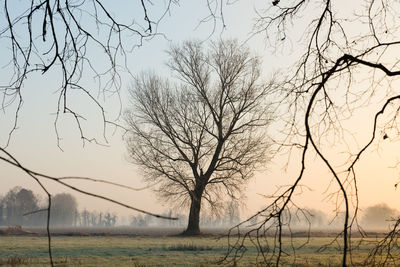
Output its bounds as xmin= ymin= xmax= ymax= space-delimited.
xmin=0 ymin=229 xmax=399 ymax=266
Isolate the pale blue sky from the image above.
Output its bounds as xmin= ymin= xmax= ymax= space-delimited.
xmin=0 ymin=0 xmax=283 ymax=217
xmin=1 ymin=0 xmax=399 ymax=220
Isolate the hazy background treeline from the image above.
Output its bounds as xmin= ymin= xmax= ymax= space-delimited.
xmin=0 ymin=187 xmax=398 ymax=230
xmin=0 ymin=187 xmax=241 ymax=228
xmin=0 ymin=187 xmax=117 ymax=227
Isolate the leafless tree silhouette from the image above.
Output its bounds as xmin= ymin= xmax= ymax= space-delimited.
xmin=124 ymin=39 xmax=275 ymax=235
xmin=223 ymin=0 xmax=400 ymax=266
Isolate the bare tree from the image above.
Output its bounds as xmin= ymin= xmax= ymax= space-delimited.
xmin=124 ymin=39 xmax=274 ymax=235
xmin=1 ymin=187 xmax=40 ymax=226
xmin=223 ymin=1 xmax=400 ymax=266
xmin=50 ymin=193 xmax=78 ymax=227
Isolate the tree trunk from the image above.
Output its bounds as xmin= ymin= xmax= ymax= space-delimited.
xmin=182 ymin=186 xmax=204 ymax=235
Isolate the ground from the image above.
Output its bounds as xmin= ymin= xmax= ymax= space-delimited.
xmin=0 ymin=227 xmax=398 ymax=266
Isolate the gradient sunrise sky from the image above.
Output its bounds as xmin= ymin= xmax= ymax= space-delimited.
xmin=1 ymin=0 xmax=399 ymax=220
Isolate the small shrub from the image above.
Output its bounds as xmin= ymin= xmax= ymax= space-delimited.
xmin=0 ymin=254 xmax=31 ymax=266
xmin=166 ymin=243 xmax=214 ymax=251
xmin=131 ymin=258 xmax=148 ymax=267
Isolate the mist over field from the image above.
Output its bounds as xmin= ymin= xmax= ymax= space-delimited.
xmin=1 ymin=186 xmax=397 ymax=232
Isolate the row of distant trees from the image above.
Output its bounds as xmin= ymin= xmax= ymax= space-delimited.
xmin=0 ymin=186 xmax=242 ymax=228
xmin=1 ymin=187 xmax=396 ymax=229
xmin=0 ymin=187 xmax=116 ymax=227
xmin=79 ymin=209 xmax=117 ymax=227
xmin=130 ymin=203 xmax=241 ymax=228
xmin=130 ymin=203 xmax=399 ymax=230
xmin=264 ymin=205 xmax=399 ymax=231
xmin=0 ymin=187 xmax=78 ymax=226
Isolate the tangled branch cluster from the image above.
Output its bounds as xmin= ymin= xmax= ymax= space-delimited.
xmin=1 ymin=0 xmax=176 ymax=146
xmin=225 ymin=0 xmax=400 ymax=266
xmin=1 ymin=1 xmax=179 ymax=265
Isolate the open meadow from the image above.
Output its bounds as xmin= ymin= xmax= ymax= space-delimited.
xmin=1 ymin=227 xmax=399 ymax=266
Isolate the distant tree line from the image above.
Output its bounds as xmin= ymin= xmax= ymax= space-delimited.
xmin=0 ymin=187 xmax=44 ymax=226
xmin=2 ymin=187 xmax=395 ymax=230
xmin=130 ymin=203 xmax=241 ymax=228
xmin=0 ymin=187 xmax=116 ymax=227
xmin=78 ymin=209 xmax=117 ymax=227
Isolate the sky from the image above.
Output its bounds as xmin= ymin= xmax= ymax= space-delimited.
xmin=1 ymin=0 xmax=400 ymax=223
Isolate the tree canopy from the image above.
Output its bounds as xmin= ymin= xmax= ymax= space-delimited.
xmin=125 ymin=39 xmax=274 ymax=235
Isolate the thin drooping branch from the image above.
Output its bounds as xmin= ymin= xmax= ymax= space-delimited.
xmin=225 ymin=47 xmax=400 ymax=265
xmin=220 ymin=0 xmax=400 ymax=265
xmin=0 ymin=149 xmax=176 ymax=220
xmin=0 ymin=147 xmax=176 ymax=266
xmin=0 ymin=0 xmax=180 ymax=149
xmin=0 ymin=0 xmax=239 ymax=265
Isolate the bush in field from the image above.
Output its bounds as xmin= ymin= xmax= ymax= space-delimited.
xmin=50 ymin=193 xmax=78 ymax=227
xmin=166 ymin=243 xmax=214 ymax=251
xmin=361 ymin=203 xmax=399 ymax=230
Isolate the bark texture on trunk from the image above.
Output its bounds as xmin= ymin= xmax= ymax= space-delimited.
xmin=182 ymin=185 xmax=204 ymax=235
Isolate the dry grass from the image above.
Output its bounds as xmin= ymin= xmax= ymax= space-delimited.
xmin=0 ymin=233 xmax=399 ymax=266
xmin=0 ymin=254 xmax=31 ymax=266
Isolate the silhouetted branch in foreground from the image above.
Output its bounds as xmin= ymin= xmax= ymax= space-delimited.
xmin=224 ymin=1 xmax=400 ymax=266
xmin=0 ymin=147 xmax=176 ymax=266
